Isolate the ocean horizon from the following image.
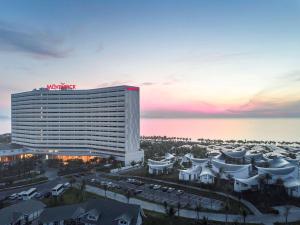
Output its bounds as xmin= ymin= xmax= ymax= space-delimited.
xmin=141 ymin=118 xmax=300 ymax=142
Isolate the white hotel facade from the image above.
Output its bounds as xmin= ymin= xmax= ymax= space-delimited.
xmin=11 ymin=85 xmax=144 ymax=165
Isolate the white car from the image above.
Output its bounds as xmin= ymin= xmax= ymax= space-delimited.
xmin=64 ymin=182 xmax=70 ymax=188
xmin=153 ymin=185 xmax=161 ymax=190
xmin=9 ymin=193 xmax=17 ymax=200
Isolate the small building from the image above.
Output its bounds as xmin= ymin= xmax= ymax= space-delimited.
xmin=234 ymin=175 xmax=259 ymax=192
xmin=179 ymin=165 xmax=202 ymax=181
xmin=38 ymin=199 xmax=143 ymax=225
xmin=179 ymin=165 xmax=215 ymax=184
xmin=148 ymin=159 xmax=174 ymax=175
xmin=211 ymin=160 xmax=251 ymax=179
xmin=0 ymin=199 xmax=45 ymax=225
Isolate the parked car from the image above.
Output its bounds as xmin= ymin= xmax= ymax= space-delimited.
xmin=176 ymin=190 xmax=184 ymax=195
xmin=148 ymin=184 xmax=155 ymax=189
xmin=64 ymin=182 xmax=70 ymax=188
xmin=18 ymin=191 xmax=25 ymax=200
xmin=90 ymin=178 xmax=96 ymax=183
xmin=43 ymin=192 xmax=51 ymax=198
xmin=161 ymin=186 xmax=168 ymax=192
xmin=101 ymin=181 xmax=107 ymax=186
xmin=35 ymin=192 xmax=42 ymax=199
xmin=167 ymin=187 xmax=175 ymax=193
xmin=9 ymin=193 xmax=17 ymax=200
xmin=134 ymin=189 xmax=143 ymax=195
xmin=153 ymin=185 xmax=161 ymax=190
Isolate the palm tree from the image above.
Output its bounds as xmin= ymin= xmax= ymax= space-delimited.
xmin=284 ymin=206 xmax=291 ymax=225
xmin=177 ymin=202 xmax=181 ymax=217
xmin=201 ymin=216 xmax=209 ymax=225
xmin=275 ymin=178 xmax=285 ymax=194
xmin=163 ymin=201 xmax=168 ymax=212
xmin=195 ymin=202 xmax=202 ymax=221
xmin=80 ymin=179 xmax=86 ymax=201
xmin=166 ymin=206 xmax=176 ymax=225
xmin=125 ymin=190 xmax=131 ymax=204
xmin=69 ymin=177 xmax=76 ymax=188
xmin=265 ymin=173 xmax=272 ymax=185
xmin=103 ymin=184 xmax=108 ymax=198
xmin=240 ymin=208 xmax=248 ymax=224
xmin=258 ymin=175 xmax=266 ymax=192
xmin=224 ymin=198 xmax=230 ymax=224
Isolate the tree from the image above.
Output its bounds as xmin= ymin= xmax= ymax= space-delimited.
xmin=283 ymin=206 xmax=291 ymax=225
xmin=195 ymin=202 xmax=202 ymax=221
xmin=130 ymin=160 xmax=136 ymax=167
xmin=125 ymin=190 xmax=132 ymax=204
xmin=200 ymin=216 xmax=209 ymax=225
xmin=240 ymin=208 xmax=248 ymax=224
xmin=166 ymin=206 xmax=176 ymax=225
xmin=69 ymin=177 xmax=76 ymax=188
xmin=177 ymin=202 xmax=181 ymax=217
xmin=103 ymin=184 xmax=108 ymax=198
xmin=80 ymin=179 xmax=86 ymax=201
xmin=265 ymin=173 xmax=272 ymax=185
xmin=163 ymin=201 xmax=168 ymax=212
xmin=224 ymin=198 xmax=230 ymax=224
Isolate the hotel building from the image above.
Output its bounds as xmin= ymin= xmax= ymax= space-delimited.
xmin=11 ymin=85 xmax=144 ymax=165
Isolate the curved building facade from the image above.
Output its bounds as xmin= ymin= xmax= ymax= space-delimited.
xmin=11 ymin=85 xmax=144 ymax=165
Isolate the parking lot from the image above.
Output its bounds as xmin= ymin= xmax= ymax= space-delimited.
xmin=86 ymin=173 xmax=223 ymax=211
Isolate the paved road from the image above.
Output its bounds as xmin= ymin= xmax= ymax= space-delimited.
xmin=0 ymin=176 xmax=67 ymax=200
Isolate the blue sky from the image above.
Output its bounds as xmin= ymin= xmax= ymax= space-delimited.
xmin=1 ymin=0 xmax=300 ymax=125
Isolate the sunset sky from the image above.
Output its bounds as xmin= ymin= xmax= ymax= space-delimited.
xmin=1 ymin=0 xmax=300 ymax=123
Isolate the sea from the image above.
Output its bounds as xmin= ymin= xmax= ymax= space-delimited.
xmin=1 ymin=118 xmax=299 ymax=142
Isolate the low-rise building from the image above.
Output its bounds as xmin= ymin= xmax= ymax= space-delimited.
xmin=0 ymin=199 xmax=45 ymax=225
xmin=38 ymin=199 xmax=143 ymax=225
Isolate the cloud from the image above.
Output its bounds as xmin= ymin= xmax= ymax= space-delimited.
xmin=176 ymin=52 xmax=252 ymax=64
xmin=0 ymin=21 xmax=71 ymax=58
xmin=226 ymin=70 xmax=300 ymax=117
xmin=97 ymin=80 xmax=133 ymax=88
xmin=141 ymin=82 xmax=155 ymax=86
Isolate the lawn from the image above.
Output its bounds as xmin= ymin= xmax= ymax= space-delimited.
xmin=42 ymin=187 xmax=103 ymax=207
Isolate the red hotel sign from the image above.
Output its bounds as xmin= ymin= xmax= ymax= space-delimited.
xmin=47 ymin=83 xmax=76 ymax=90
xmin=127 ymin=87 xmax=139 ymax=91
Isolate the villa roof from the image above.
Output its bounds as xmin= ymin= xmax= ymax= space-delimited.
xmin=179 ymin=165 xmax=202 ymax=174
xmin=148 ymin=162 xmax=173 ymax=169
xmin=165 ymin=153 xmax=175 ymax=160
xmin=191 ymin=158 xmax=209 ymax=165
xmin=256 ymin=166 xmax=296 ymax=176
xmin=148 ymin=159 xmax=170 ymax=165
xmin=220 ymin=149 xmax=247 ymax=159
xmin=268 ymin=157 xmax=291 ymax=168
xmin=235 ymin=174 xmax=260 ymax=185
xmin=200 ymin=166 xmax=215 ymax=177
xmin=212 ymin=160 xmax=251 ymax=172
